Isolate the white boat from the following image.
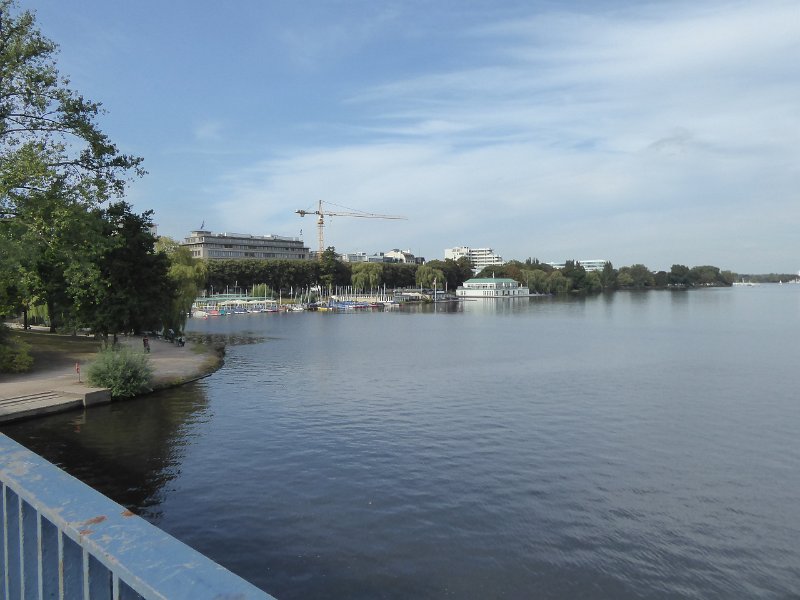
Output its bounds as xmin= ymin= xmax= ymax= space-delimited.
xmin=455 ymin=277 xmax=533 ymax=298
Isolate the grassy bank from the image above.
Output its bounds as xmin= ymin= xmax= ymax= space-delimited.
xmin=10 ymin=329 xmax=103 ymax=374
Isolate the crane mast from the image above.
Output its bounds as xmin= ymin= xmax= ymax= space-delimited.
xmin=295 ymin=200 xmax=406 ymax=257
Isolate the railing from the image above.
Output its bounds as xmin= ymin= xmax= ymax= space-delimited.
xmin=0 ymin=433 xmax=276 ymax=600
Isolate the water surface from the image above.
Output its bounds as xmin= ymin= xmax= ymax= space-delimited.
xmin=4 ymin=287 xmax=799 ymax=599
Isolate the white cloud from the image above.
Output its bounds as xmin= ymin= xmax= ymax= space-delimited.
xmin=200 ymin=0 xmax=800 ymax=272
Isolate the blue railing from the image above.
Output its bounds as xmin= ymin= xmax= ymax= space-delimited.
xmin=0 ymin=433 xmax=276 ymax=599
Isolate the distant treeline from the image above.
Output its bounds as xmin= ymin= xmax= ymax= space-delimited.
xmin=474 ymin=260 xmax=735 ymax=293
xmin=204 ymin=251 xmax=737 ymax=296
xmin=737 ymin=273 xmax=799 ymax=283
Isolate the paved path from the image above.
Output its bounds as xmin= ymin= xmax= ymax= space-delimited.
xmin=0 ymin=334 xmax=219 ymax=424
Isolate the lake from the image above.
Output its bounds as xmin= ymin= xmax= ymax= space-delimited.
xmin=3 ymin=286 xmax=799 ymax=599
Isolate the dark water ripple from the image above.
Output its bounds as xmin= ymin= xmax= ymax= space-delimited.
xmin=3 ymin=288 xmax=800 ymax=599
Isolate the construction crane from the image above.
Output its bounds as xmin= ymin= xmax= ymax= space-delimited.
xmin=296 ymin=200 xmax=407 ymax=257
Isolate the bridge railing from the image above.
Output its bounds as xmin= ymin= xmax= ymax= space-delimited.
xmin=0 ymin=433 xmax=276 ymax=600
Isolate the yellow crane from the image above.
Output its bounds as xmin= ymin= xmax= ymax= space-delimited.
xmin=296 ymin=200 xmax=407 ymax=257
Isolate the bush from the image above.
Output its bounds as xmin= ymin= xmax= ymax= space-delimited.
xmin=0 ymin=325 xmax=34 ymax=373
xmin=87 ymin=347 xmax=152 ymax=398
xmin=0 ymin=339 xmax=34 ymax=373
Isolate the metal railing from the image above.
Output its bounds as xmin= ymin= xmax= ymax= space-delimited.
xmin=1 ymin=433 xmax=276 ymax=599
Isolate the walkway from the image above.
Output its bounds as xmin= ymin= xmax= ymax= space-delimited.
xmin=0 ymin=334 xmax=219 ymax=423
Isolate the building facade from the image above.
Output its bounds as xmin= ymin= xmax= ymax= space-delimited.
xmin=340 ymin=252 xmax=389 ymax=263
xmin=444 ymin=246 xmax=504 ymax=272
xmin=455 ymin=277 xmax=531 ymax=298
xmin=182 ymin=230 xmax=310 ymax=260
xmin=384 ymin=249 xmax=415 ymax=263
xmin=546 ymin=259 xmax=609 ymax=272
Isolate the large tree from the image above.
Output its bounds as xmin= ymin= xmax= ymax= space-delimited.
xmin=69 ymin=202 xmax=172 ymax=337
xmin=1 ymin=1 xmax=144 ymax=333
xmin=156 ymin=236 xmax=207 ymax=333
xmin=0 ymin=1 xmax=143 ymax=215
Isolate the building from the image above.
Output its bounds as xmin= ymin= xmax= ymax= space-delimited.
xmin=385 ymin=249 xmax=423 ymax=264
xmin=340 ymin=252 xmax=389 ymax=263
xmin=546 ymin=259 xmax=609 ymax=272
xmin=182 ymin=230 xmax=310 ymax=260
xmin=455 ymin=277 xmax=531 ymax=298
xmin=444 ymin=246 xmax=504 ymax=272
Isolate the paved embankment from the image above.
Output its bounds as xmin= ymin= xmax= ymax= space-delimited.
xmin=0 ymin=335 xmax=221 ymax=424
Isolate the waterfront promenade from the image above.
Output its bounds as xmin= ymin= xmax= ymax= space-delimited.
xmin=0 ymin=331 xmax=218 ymax=423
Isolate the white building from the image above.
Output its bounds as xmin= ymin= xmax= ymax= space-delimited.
xmin=182 ymin=230 xmax=309 ymax=260
xmin=385 ymin=249 xmax=420 ymax=264
xmin=444 ymin=246 xmax=504 ymax=272
xmin=456 ymin=277 xmax=531 ymax=298
xmin=340 ymin=252 xmax=388 ymax=263
xmin=546 ymin=259 xmax=609 ymax=272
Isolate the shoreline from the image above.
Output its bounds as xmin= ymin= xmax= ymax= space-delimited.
xmin=0 ymin=328 xmax=224 ymax=424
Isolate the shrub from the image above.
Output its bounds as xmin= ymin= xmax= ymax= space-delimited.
xmin=0 ymin=325 xmax=34 ymax=373
xmin=87 ymin=347 xmax=152 ymax=398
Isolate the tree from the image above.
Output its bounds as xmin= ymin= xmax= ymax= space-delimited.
xmin=415 ymin=264 xmax=445 ymax=289
xmin=547 ymin=271 xmax=571 ymax=293
xmin=351 ymin=262 xmax=382 ymax=292
xmin=13 ymin=183 xmax=98 ymax=331
xmin=423 ymin=258 xmax=472 ymax=291
xmin=599 ymin=261 xmax=617 ymax=290
xmin=689 ymin=265 xmax=723 ymax=286
xmin=527 ymin=269 xmax=550 ymax=294
xmin=318 ymin=247 xmax=351 ymax=289
xmin=157 ymin=236 xmax=207 ymax=333
xmin=1 ymin=1 xmax=143 ymax=216
xmin=70 ymin=202 xmax=172 ymax=337
xmin=618 ymin=264 xmax=654 ymax=289
xmin=1 ymin=2 xmax=144 ymax=336
xmin=382 ymin=263 xmax=417 ymax=289
xmin=561 ymin=260 xmax=587 ymax=292
xmin=669 ymin=264 xmax=691 ymax=286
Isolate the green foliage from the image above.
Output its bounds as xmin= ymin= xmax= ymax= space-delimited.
xmin=415 ymin=264 xmax=445 ymax=289
xmin=206 ymin=257 xmax=320 ymax=292
xmin=318 ymin=247 xmax=351 ymax=288
xmin=0 ymin=325 xmax=33 ymax=373
xmin=0 ymin=1 xmax=144 ymax=214
xmin=561 ymin=260 xmax=587 ymax=291
xmin=351 ymin=262 xmax=383 ymax=291
xmin=547 ymin=271 xmax=572 ymax=293
xmin=87 ymin=347 xmax=152 ymax=398
xmin=527 ymin=269 xmax=551 ymax=294
xmin=381 ymin=263 xmax=417 ymax=289
xmin=617 ymin=264 xmax=655 ymax=289
xmin=69 ymin=202 xmax=173 ymax=335
xmin=669 ymin=264 xmax=691 ymax=286
xmin=1 ymin=2 xmax=146 ymax=334
xmin=599 ymin=261 xmax=617 ymax=290
xmin=689 ymin=265 xmax=725 ymax=286
xmin=250 ymin=283 xmax=275 ymax=298
xmin=157 ymin=237 xmax=207 ymax=332
xmin=424 ymin=258 xmax=473 ymax=290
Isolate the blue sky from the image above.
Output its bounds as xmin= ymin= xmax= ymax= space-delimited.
xmin=23 ymin=0 xmax=800 ymax=272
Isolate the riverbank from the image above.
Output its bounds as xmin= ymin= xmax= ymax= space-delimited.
xmin=0 ymin=327 xmax=223 ymax=423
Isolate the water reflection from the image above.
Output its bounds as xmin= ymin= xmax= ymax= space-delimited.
xmin=1 ymin=383 xmax=211 ymax=522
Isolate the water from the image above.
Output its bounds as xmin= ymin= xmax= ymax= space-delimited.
xmin=3 ymin=287 xmax=799 ymax=599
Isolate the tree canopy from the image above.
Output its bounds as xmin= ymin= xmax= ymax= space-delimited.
xmin=0 ymin=3 xmax=190 ymax=341
xmin=1 ymin=1 xmax=143 ymax=216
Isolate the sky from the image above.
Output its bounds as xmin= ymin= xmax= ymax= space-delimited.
xmin=21 ymin=0 xmax=800 ymax=273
